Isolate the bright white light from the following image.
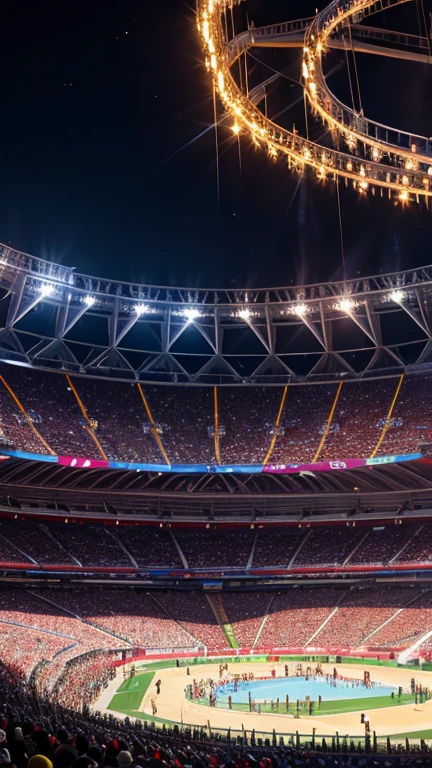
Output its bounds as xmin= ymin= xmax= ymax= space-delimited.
xmin=134 ymin=304 xmax=149 ymax=316
xmin=231 ymin=123 xmax=240 ymax=136
xmin=84 ymin=295 xmax=96 ymax=307
xmin=183 ymin=308 xmax=200 ymax=323
xmin=39 ymin=284 xmax=54 ymax=298
xmin=239 ymin=308 xmax=250 ymax=320
xmin=294 ymin=303 xmax=307 ymax=317
xmin=390 ymin=290 xmax=404 ymax=303
xmin=339 ymin=298 xmax=354 ymax=313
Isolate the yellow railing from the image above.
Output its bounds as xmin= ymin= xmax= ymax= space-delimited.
xmin=312 ymin=381 xmax=343 ymax=463
xmin=0 ymin=374 xmax=55 ymax=455
xmin=136 ymin=384 xmax=170 ymax=465
xmin=213 ymin=386 xmax=221 ymax=463
xmin=65 ymin=375 xmax=108 ymax=460
xmin=370 ymin=374 xmax=404 ymax=459
xmin=263 ymin=385 xmax=288 ymax=465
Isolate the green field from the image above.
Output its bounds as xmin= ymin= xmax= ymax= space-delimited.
xmin=391 ymin=729 xmax=432 ymax=740
xmin=106 ymin=655 xmax=425 ymax=739
xmin=198 ymin=693 xmax=415 ymax=716
xmin=108 ymin=672 xmax=155 ymax=715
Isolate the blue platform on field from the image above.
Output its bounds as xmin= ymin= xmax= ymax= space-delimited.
xmin=216 ymin=676 xmax=396 ymax=704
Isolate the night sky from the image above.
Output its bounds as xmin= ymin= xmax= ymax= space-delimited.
xmin=0 ymin=0 xmax=431 ymax=289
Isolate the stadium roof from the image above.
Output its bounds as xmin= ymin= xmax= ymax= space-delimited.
xmin=1 ymin=243 xmax=432 ymax=383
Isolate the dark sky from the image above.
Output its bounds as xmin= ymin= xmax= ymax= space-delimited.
xmin=0 ymin=0 xmax=431 ymax=289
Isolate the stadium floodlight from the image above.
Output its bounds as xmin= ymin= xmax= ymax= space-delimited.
xmin=338 ymin=298 xmax=355 ymax=313
xmin=39 ymin=283 xmax=54 ymax=298
xmin=239 ymin=308 xmax=251 ymax=320
xmin=133 ymin=304 xmax=149 ymax=316
xmin=183 ymin=308 xmax=201 ymax=323
xmin=294 ymin=303 xmax=307 ymax=317
xmin=389 ymin=290 xmax=405 ymax=303
xmin=84 ymin=295 xmax=96 ymax=307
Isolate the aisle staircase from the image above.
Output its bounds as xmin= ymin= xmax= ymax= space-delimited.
xmin=206 ymin=594 xmax=239 ymax=648
xmin=253 ymin=593 xmax=276 ymax=647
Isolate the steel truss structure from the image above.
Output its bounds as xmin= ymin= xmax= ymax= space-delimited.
xmin=1 ymin=244 xmax=432 ymax=383
xmin=0 ymin=2 xmax=430 ymax=383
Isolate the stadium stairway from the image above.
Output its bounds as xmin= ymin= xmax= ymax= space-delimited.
xmin=361 ymin=590 xmax=432 ymax=645
xmin=390 ymin=525 xmax=424 ymax=564
xmin=170 ymin=532 xmax=189 ymax=568
xmin=252 ymin=593 xmax=277 ymax=647
xmin=41 ymin=526 xmax=81 ymax=566
xmin=108 ymin=530 xmax=138 ymax=567
xmin=0 ymin=532 xmax=36 ymax=564
xmin=206 ymin=594 xmax=239 ymax=648
xmin=305 ymin=590 xmax=349 ymax=645
xmin=289 ymin=529 xmax=312 ymax=566
xmin=29 ymin=590 xmax=135 ymax=646
xmin=246 ymin=534 xmax=258 ymax=570
xmin=343 ymin=530 xmax=371 ymax=565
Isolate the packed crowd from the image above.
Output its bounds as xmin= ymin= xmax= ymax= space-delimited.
xmin=2 ymin=584 xmax=432 ymax=689
xmin=174 ymin=532 xmax=255 ymax=569
xmin=116 ymin=529 xmax=183 ymax=569
xmin=36 ymin=588 xmax=198 ymax=649
xmin=269 ymin=386 xmax=338 ymax=465
xmin=221 ymin=593 xmax=273 ymax=647
xmin=349 ymin=525 xmax=419 ymax=566
xmin=310 ymin=587 xmax=419 ymax=648
xmin=3 ymin=520 xmax=432 ymax=570
xmin=50 ymin=651 xmax=117 ymax=710
xmin=319 ymin=380 xmax=399 ymax=462
xmin=258 ymin=588 xmax=346 ymax=648
xmin=154 ymin=592 xmax=227 ymax=651
xmin=2 ymin=650 xmax=431 ymax=768
xmin=216 ymin=388 xmax=281 ymax=464
xmin=242 ymin=586 xmax=426 ymax=649
xmin=251 ymin=530 xmax=305 ymax=568
xmin=32 ymin=584 xmax=432 ymax=654
xmin=293 ymin=527 xmax=365 ymax=567
xmin=0 ymin=587 xmax=125 ymax=683
xmin=368 ymin=589 xmax=432 ymax=647
xmin=1 ymin=364 xmax=432 ymax=465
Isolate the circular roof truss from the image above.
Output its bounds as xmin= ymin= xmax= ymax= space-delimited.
xmin=2 ymin=244 xmax=432 ymax=383
xmin=304 ymin=0 xmax=432 ymax=174
xmin=199 ymin=0 xmax=432 ymax=204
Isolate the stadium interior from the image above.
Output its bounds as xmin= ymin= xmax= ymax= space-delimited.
xmin=4 ymin=0 xmax=432 ymax=762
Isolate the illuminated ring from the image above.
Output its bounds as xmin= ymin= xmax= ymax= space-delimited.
xmin=198 ymin=0 xmax=432 ymax=203
xmin=303 ymin=0 xmax=432 ymax=172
